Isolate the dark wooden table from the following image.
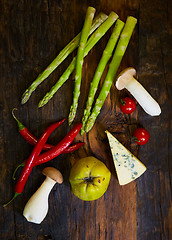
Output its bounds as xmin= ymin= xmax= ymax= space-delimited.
xmin=0 ymin=0 xmax=171 ymax=239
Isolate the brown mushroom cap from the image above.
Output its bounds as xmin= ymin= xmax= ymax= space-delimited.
xmin=42 ymin=167 xmax=63 ymax=184
xmin=116 ymin=67 xmax=136 ymax=90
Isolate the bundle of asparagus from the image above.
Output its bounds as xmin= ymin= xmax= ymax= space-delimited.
xmin=38 ymin=11 xmax=118 ymax=108
xmin=21 ymin=6 xmax=137 ymax=135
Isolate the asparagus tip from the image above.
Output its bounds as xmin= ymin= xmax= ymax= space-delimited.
xmin=80 ymin=128 xmax=85 ymax=136
xmin=21 ymin=90 xmax=29 ymax=104
xmin=38 ymin=101 xmax=44 ymax=108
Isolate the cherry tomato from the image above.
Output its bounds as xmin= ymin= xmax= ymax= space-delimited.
xmin=119 ymin=97 xmax=136 ymax=114
xmin=133 ymin=128 xmax=150 ymax=145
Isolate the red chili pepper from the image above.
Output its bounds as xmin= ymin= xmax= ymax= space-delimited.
xmin=11 ymin=110 xmax=85 ymax=180
xmin=12 ymin=108 xmax=62 ymax=151
xmin=4 ymin=120 xmax=65 ymax=207
xmin=62 ymin=142 xmax=84 ymax=153
xmin=32 ymin=123 xmax=82 ymax=166
xmin=12 ymin=108 xmax=84 ymax=153
xmin=4 ymin=123 xmax=82 ymax=207
xmin=12 ymin=142 xmax=85 ymax=180
xmin=20 ymin=128 xmax=54 ymax=150
xmin=16 ymin=121 xmax=64 ymax=192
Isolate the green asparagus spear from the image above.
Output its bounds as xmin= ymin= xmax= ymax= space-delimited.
xmin=21 ymin=12 xmax=108 ymax=104
xmin=85 ymin=16 xmax=137 ymax=133
xmin=68 ymin=7 xmax=96 ymax=125
xmin=38 ymin=12 xmax=119 ymax=108
xmin=81 ymin=19 xmax=124 ymax=135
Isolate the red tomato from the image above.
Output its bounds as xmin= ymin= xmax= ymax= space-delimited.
xmin=133 ymin=128 xmax=150 ymax=145
xmin=120 ymin=97 xmax=136 ymax=114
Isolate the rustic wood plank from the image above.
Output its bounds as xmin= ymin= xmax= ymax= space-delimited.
xmin=137 ymin=0 xmax=172 ymax=239
xmin=0 ymin=0 xmax=171 ymax=239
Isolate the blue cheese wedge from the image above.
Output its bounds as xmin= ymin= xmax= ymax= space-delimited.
xmin=105 ymin=130 xmax=146 ymax=185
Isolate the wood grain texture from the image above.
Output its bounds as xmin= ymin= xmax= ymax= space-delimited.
xmin=137 ymin=0 xmax=172 ymax=239
xmin=0 ymin=0 xmax=171 ymax=240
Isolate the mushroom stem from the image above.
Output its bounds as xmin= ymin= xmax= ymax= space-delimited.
xmin=116 ymin=67 xmax=161 ymax=116
xmin=124 ymin=76 xmax=161 ymax=116
xmin=23 ymin=167 xmax=63 ymax=224
xmin=23 ymin=176 xmax=56 ymax=224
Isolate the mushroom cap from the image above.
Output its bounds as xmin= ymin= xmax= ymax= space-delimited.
xmin=42 ymin=167 xmax=63 ymax=184
xmin=116 ymin=67 xmax=137 ymax=90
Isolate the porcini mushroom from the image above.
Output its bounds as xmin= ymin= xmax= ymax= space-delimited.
xmin=116 ymin=67 xmax=161 ymax=116
xmin=23 ymin=167 xmax=63 ymax=224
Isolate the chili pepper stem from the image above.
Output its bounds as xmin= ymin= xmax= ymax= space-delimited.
xmin=3 ymin=192 xmax=20 ymax=207
xmin=12 ymin=108 xmax=25 ymax=131
xmin=12 ymin=162 xmax=25 ymax=180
